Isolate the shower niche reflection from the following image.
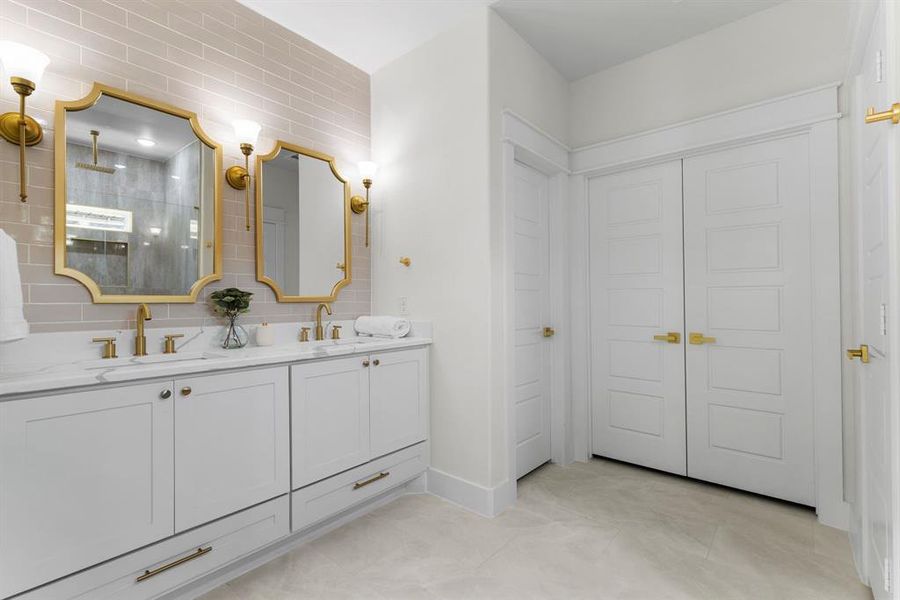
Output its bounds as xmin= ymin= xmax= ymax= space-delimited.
xmin=55 ymin=84 xmax=223 ymax=302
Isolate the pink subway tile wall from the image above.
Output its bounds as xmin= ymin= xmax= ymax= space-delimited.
xmin=0 ymin=0 xmax=371 ymax=333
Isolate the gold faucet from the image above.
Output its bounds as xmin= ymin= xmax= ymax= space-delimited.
xmin=134 ymin=303 xmax=152 ymax=356
xmin=315 ymin=303 xmax=332 ymax=341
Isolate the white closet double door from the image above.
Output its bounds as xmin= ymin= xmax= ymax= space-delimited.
xmin=590 ymin=135 xmax=816 ymax=505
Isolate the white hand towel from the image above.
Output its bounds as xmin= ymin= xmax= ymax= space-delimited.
xmin=0 ymin=229 xmax=28 ymax=342
xmin=354 ymin=316 xmax=411 ymax=339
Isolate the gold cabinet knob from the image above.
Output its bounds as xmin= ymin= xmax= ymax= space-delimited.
xmin=543 ymin=327 xmax=555 ymax=338
xmin=373 ymin=359 xmax=380 ymax=366
xmin=689 ymin=332 xmax=716 ymax=345
xmin=653 ymin=332 xmax=681 ymax=344
xmin=362 ymin=359 xmax=370 ymax=367
xmin=181 ymin=386 xmax=192 ymax=396
xmin=163 ymin=333 xmax=184 ymax=354
xmin=92 ymin=337 xmax=118 ymax=359
xmin=399 ymin=257 xmax=411 ymax=267
xmin=847 ymin=344 xmax=870 ymax=363
xmin=159 ymin=389 xmax=172 ymax=400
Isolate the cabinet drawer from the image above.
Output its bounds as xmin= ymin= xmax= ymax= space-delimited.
xmin=21 ymin=496 xmax=289 ymax=600
xmin=292 ymin=444 xmax=426 ymax=532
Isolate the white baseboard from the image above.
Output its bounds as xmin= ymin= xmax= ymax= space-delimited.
xmin=425 ymin=467 xmax=515 ymax=517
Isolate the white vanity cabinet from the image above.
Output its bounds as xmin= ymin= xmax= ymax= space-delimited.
xmin=0 ymin=382 xmax=175 ymax=599
xmin=370 ymin=348 xmax=428 ymax=457
xmin=291 ymin=355 xmax=371 ymax=488
xmin=174 ymin=367 xmax=290 ymax=531
xmin=291 ymin=347 xmax=428 ymax=490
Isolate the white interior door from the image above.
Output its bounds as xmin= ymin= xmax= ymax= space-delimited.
xmin=513 ymin=161 xmax=552 ymax=479
xmin=589 ymin=160 xmax=686 ymax=475
xmin=854 ymin=3 xmax=896 ymax=596
xmin=683 ymin=136 xmax=815 ymax=505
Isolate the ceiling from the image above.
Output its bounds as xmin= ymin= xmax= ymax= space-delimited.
xmin=237 ymin=0 xmax=493 ymax=74
xmin=493 ymin=0 xmax=785 ymax=80
xmin=239 ymin=1 xmax=785 ymax=81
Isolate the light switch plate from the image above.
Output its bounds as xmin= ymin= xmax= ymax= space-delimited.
xmin=398 ymin=296 xmax=409 ymax=316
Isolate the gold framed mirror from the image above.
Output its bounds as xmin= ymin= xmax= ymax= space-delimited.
xmin=54 ymin=83 xmax=223 ymax=303
xmin=255 ymin=141 xmax=351 ymax=302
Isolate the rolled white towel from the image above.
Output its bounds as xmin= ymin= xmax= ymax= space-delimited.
xmin=354 ymin=316 xmax=411 ymax=339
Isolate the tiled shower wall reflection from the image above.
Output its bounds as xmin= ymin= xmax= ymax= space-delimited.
xmin=0 ymin=0 xmax=371 ymax=333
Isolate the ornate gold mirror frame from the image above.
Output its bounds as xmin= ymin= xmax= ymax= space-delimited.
xmin=255 ymin=141 xmax=352 ymax=302
xmin=54 ymin=83 xmax=223 ymax=303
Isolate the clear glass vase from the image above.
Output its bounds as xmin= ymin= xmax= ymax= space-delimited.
xmin=221 ymin=315 xmax=249 ymax=349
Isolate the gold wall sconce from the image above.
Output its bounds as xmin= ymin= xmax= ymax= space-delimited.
xmin=225 ymin=119 xmax=262 ymax=231
xmin=0 ymin=41 xmax=50 ymax=202
xmin=350 ymin=161 xmax=377 ymax=247
xmin=865 ymin=102 xmax=900 ymax=125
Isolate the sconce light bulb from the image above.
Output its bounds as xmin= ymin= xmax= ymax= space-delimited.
xmin=0 ymin=41 xmax=50 ymax=88
xmin=358 ymin=161 xmax=377 ymax=181
xmin=232 ymin=119 xmax=261 ymax=146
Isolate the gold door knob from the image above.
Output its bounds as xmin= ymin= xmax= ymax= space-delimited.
xmin=181 ymin=386 xmax=192 ymax=396
xmin=689 ymin=332 xmax=716 ymax=345
xmin=866 ymin=103 xmax=900 ymax=125
xmin=653 ymin=332 xmax=681 ymax=344
xmin=543 ymin=327 xmax=555 ymax=338
xmin=847 ymin=345 xmax=870 ymax=363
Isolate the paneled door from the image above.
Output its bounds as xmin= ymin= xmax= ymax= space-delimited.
xmin=683 ymin=135 xmax=815 ymax=505
xmin=370 ymin=348 xmax=428 ymax=458
xmin=589 ymin=160 xmax=686 ymax=475
xmin=292 ymin=356 xmax=371 ymax=488
xmin=513 ymin=161 xmax=552 ymax=479
xmin=175 ymin=367 xmax=290 ymax=531
xmin=853 ymin=3 xmax=896 ymax=595
xmin=0 ymin=382 xmax=174 ymax=598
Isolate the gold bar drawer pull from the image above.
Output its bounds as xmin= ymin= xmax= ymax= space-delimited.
xmin=353 ymin=471 xmax=390 ymax=490
xmin=136 ymin=546 xmax=212 ymax=582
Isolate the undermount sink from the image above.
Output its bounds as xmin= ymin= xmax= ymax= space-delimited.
xmin=82 ymin=352 xmax=219 ymax=370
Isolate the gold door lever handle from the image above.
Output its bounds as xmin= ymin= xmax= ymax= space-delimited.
xmin=652 ymin=332 xmax=680 ymax=344
xmin=847 ymin=345 xmax=870 ymax=363
xmin=866 ymin=103 xmax=900 ymax=125
xmin=689 ymin=332 xmax=716 ymax=345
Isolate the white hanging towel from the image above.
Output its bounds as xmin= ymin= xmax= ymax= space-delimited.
xmin=0 ymin=229 xmax=28 ymax=342
xmin=354 ymin=316 xmax=411 ymax=339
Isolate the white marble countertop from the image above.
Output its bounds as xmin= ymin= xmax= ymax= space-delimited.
xmin=0 ymin=321 xmax=431 ymax=399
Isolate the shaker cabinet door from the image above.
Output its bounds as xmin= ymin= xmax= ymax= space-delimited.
xmin=291 ymin=356 xmax=371 ymax=488
xmin=0 ymin=382 xmax=175 ymax=599
xmin=174 ymin=366 xmax=290 ymax=531
xmin=370 ymin=348 xmax=428 ymax=458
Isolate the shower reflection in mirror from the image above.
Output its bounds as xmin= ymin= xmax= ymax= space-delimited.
xmin=57 ymin=85 xmax=221 ymax=300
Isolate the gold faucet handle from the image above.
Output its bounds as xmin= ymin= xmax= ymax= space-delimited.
xmin=331 ymin=325 xmax=342 ymax=340
xmin=92 ymin=337 xmax=118 ymax=359
xmin=299 ymin=327 xmax=310 ymax=342
xmin=163 ymin=333 xmax=184 ymax=355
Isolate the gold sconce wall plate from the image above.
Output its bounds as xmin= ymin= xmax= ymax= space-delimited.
xmin=225 ymin=165 xmax=248 ymax=189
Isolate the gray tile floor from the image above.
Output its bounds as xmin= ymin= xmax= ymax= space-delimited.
xmin=200 ymin=458 xmax=871 ymax=599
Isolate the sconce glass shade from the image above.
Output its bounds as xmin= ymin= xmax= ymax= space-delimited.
xmin=232 ymin=119 xmax=261 ymax=146
xmin=358 ymin=161 xmax=377 ymax=180
xmin=0 ymin=41 xmax=50 ymax=86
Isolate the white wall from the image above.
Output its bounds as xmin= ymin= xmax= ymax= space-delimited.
xmin=569 ymin=0 xmax=854 ymax=147
xmin=371 ymin=11 xmax=494 ymax=489
xmin=488 ymin=11 xmax=569 ymax=488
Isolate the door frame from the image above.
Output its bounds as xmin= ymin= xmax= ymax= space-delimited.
xmin=569 ymin=84 xmax=845 ymax=528
xmin=499 ymin=110 xmax=571 ymax=512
